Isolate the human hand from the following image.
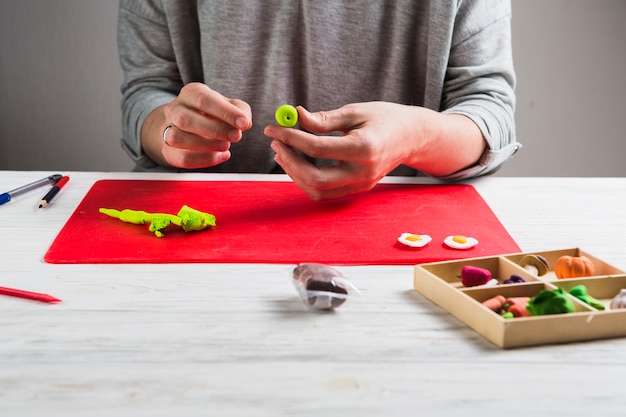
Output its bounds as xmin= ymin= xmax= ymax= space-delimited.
xmin=157 ymin=83 xmax=253 ymax=168
xmin=264 ymin=102 xmax=486 ymax=200
xmin=264 ymin=102 xmax=426 ymax=200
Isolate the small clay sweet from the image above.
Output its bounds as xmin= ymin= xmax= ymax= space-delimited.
xmin=292 ymin=263 xmax=354 ymax=310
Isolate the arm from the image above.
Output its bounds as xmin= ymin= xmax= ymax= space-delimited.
xmin=439 ymin=0 xmax=519 ymax=179
xmin=118 ymin=0 xmax=179 ymax=169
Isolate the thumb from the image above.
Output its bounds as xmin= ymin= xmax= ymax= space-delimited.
xmin=229 ymin=98 xmax=253 ymax=130
xmin=296 ymin=105 xmax=353 ymax=135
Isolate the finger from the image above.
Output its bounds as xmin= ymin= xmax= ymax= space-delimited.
xmin=271 ymin=140 xmax=353 ymax=193
xmin=296 ymin=105 xmax=362 ymax=135
xmin=306 ymin=181 xmax=372 ymax=201
xmin=164 ymin=125 xmax=231 ymax=152
xmin=165 ymin=84 xmax=252 ymax=141
xmin=302 ymin=165 xmax=379 ymax=200
xmin=273 ymin=144 xmax=370 ymax=200
xmin=180 ymin=83 xmax=252 ymax=130
xmin=265 ymin=125 xmax=368 ymax=162
xmin=165 ymin=105 xmax=245 ymax=143
xmin=229 ymin=98 xmax=253 ymax=128
xmin=162 ymin=145 xmax=231 ymax=169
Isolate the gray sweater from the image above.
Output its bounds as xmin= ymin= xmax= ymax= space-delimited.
xmin=118 ymin=0 xmax=520 ymax=178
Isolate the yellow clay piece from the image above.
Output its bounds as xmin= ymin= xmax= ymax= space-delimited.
xmin=177 ymin=205 xmax=216 ymax=231
xmin=452 ymin=235 xmax=468 ymax=244
xmin=99 ymin=205 xmax=215 ymax=238
xmin=406 ymin=235 xmax=422 ymax=242
xmin=98 ymin=208 xmax=181 ymax=226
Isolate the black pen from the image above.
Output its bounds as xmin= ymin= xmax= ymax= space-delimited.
xmin=0 ymin=174 xmax=63 ymax=206
xmin=38 ymin=176 xmax=70 ymax=209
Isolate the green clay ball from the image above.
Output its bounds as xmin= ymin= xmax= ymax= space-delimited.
xmin=275 ymin=104 xmax=298 ymax=127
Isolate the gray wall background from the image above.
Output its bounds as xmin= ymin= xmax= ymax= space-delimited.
xmin=1 ymin=1 xmax=625 ymax=176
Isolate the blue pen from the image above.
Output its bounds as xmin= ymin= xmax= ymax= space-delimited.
xmin=0 ymin=174 xmax=63 ymax=206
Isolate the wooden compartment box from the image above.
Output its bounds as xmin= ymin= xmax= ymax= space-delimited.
xmin=413 ymin=248 xmax=626 ymax=348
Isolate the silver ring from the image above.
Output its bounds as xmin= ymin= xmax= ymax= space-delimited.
xmin=162 ymin=125 xmax=173 ymax=143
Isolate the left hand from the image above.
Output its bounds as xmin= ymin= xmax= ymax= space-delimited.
xmin=264 ymin=102 xmax=422 ymax=200
xmin=265 ymin=102 xmax=480 ymax=200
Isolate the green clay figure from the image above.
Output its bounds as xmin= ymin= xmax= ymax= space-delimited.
xmin=99 ymin=205 xmax=216 ymax=237
xmin=568 ymin=284 xmax=605 ymax=310
xmin=526 ymin=288 xmax=575 ymax=316
xmin=275 ymin=104 xmax=298 ymax=127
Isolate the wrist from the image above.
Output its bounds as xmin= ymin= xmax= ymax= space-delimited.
xmin=408 ymin=111 xmax=485 ymax=177
xmin=141 ymin=105 xmax=170 ymax=167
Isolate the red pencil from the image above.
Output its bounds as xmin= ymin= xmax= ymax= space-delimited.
xmin=0 ymin=286 xmax=62 ymax=303
xmin=38 ymin=175 xmax=70 ymax=209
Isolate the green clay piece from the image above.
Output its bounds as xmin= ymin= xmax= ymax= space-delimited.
xmin=148 ymin=217 xmax=172 ymax=238
xmin=569 ymin=284 xmax=605 ymax=310
xmin=99 ymin=206 xmax=215 ymax=238
xmin=275 ymin=104 xmax=298 ymax=127
xmin=177 ymin=205 xmax=216 ymax=231
xmin=526 ymin=288 xmax=575 ymax=316
xmin=98 ymin=208 xmax=181 ymax=226
xmin=501 ymin=312 xmax=514 ymax=319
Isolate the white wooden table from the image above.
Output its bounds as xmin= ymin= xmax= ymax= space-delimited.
xmin=1 ymin=171 xmax=625 ymax=417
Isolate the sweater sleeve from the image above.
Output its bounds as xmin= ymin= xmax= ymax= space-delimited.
xmin=117 ymin=0 xmax=181 ymax=169
xmin=437 ymin=0 xmax=521 ymax=180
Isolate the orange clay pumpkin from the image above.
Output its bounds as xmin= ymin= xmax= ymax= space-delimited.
xmin=554 ymin=248 xmax=595 ymax=279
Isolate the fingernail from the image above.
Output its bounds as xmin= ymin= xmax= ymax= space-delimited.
xmin=235 ymin=117 xmax=248 ymax=129
xmin=273 ymin=149 xmax=281 ymax=164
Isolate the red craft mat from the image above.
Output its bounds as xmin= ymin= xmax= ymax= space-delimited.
xmin=44 ymin=180 xmax=520 ymax=265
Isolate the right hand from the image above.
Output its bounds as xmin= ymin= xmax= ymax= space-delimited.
xmin=147 ymin=82 xmax=253 ymax=169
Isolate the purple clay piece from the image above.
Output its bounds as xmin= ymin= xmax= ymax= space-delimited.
xmin=503 ymin=274 xmax=526 ymax=285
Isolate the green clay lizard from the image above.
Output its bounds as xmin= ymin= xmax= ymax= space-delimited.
xmin=99 ymin=205 xmax=216 ymax=237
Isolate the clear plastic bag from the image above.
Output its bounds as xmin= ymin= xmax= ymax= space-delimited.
xmin=292 ymin=263 xmax=362 ymax=310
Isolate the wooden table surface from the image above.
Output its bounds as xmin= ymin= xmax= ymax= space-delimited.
xmin=1 ymin=171 xmax=625 ymax=416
